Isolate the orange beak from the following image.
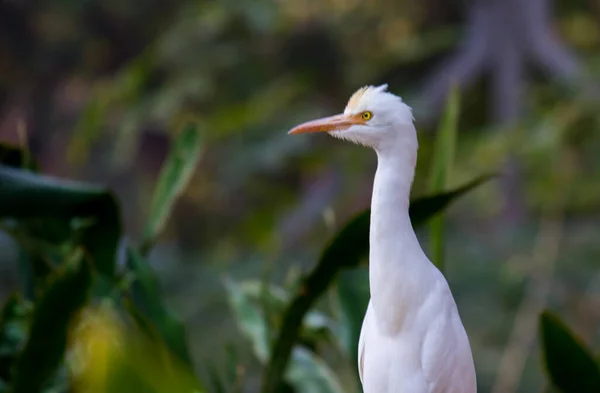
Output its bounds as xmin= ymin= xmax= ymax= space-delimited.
xmin=288 ymin=113 xmax=365 ymax=135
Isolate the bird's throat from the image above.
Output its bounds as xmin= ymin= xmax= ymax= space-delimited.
xmin=369 ymin=139 xmax=424 ymax=332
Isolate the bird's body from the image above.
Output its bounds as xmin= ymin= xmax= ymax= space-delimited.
xmin=289 ymin=84 xmax=476 ymax=393
xmin=358 ymin=139 xmax=476 ymax=393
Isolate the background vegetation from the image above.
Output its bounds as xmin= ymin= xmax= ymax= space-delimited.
xmin=0 ymin=0 xmax=600 ymax=392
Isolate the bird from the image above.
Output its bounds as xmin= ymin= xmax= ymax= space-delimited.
xmin=287 ymin=84 xmax=477 ymax=393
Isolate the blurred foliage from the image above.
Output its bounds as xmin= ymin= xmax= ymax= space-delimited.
xmin=140 ymin=121 xmax=204 ymax=254
xmin=126 ymin=246 xmax=193 ymax=366
xmin=0 ymin=96 xmax=497 ymax=393
xmin=68 ymin=304 xmax=204 ymax=393
xmin=11 ymin=248 xmax=91 ymax=393
xmin=0 ymin=0 xmax=600 ymax=393
xmin=539 ymin=310 xmax=600 ymax=393
xmin=427 ymin=84 xmax=459 ymax=270
xmin=0 ymin=166 xmax=121 ymax=279
xmin=0 ymin=120 xmax=205 ymax=392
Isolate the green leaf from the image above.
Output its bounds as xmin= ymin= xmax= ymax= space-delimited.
xmin=540 ymin=310 xmax=600 ymax=393
xmin=125 ymin=247 xmax=192 ymax=366
xmin=233 ymin=280 xmax=336 ymax=343
xmin=206 ymin=362 xmax=227 ymax=393
xmin=204 ymin=344 xmax=239 ymax=393
xmin=0 ymin=294 xmax=32 ymax=382
xmin=225 ymin=279 xmax=270 ymax=362
xmin=0 ymin=145 xmax=52 ymax=295
xmin=336 ymin=267 xmax=369 ymax=370
xmin=15 ymin=246 xmax=53 ymax=302
xmin=11 ymin=249 xmax=92 ymax=393
xmin=225 ymin=279 xmax=344 ymax=393
xmin=141 ymin=122 xmax=203 ymax=254
xmin=408 ymin=174 xmax=495 ymax=224
xmin=427 ymin=84 xmax=460 ymax=271
xmin=0 ymin=165 xmax=121 ymax=277
xmin=287 ymin=347 xmax=344 ymax=393
xmin=262 ymin=173 xmax=494 ymax=393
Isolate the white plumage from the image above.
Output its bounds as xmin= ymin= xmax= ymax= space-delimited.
xmin=289 ymin=84 xmax=477 ymax=393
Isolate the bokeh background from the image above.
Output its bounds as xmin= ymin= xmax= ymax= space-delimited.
xmin=1 ymin=0 xmax=600 ymax=392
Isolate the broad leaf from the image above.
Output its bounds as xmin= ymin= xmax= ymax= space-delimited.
xmin=225 ymin=279 xmax=344 ymax=393
xmin=141 ymin=122 xmax=203 ymax=254
xmin=125 ymin=247 xmax=192 ymax=366
xmin=235 ymin=280 xmax=336 ymax=342
xmin=427 ymin=85 xmax=460 ymax=271
xmin=540 ymin=310 xmax=600 ymax=393
xmin=287 ymin=347 xmax=344 ymax=393
xmin=408 ymin=174 xmax=494 ymax=224
xmin=225 ymin=279 xmax=270 ymax=362
xmin=0 ymin=165 xmax=121 ymax=277
xmin=11 ymin=249 xmax=92 ymax=393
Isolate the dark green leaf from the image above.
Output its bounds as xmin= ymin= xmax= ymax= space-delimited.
xmin=428 ymin=84 xmax=460 ymax=271
xmin=0 ymin=166 xmax=106 ymax=215
xmin=11 ymin=249 xmax=92 ymax=393
xmin=79 ymin=195 xmax=121 ymax=278
xmin=0 ymin=165 xmax=122 ymax=277
xmin=0 ymin=294 xmax=32 ymax=382
xmin=204 ymin=343 xmax=242 ymax=393
xmin=0 ymin=144 xmax=35 ymax=170
xmin=141 ymin=122 xmax=203 ymax=254
xmin=206 ymin=363 xmax=227 ymax=393
xmin=408 ymin=173 xmax=495 ymax=224
xmin=540 ymin=310 xmax=600 ymax=393
xmin=16 ymin=248 xmax=47 ymax=301
xmin=262 ymin=173 xmax=494 ymax=393
xmin=125 ymin=247 xmax=192 ymax=366
xmin=11 ymin=223 xmax=67 ymax=300
xmin=336 ymin=267 xmax=369 ymax=369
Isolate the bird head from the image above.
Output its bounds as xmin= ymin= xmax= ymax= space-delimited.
xmin=288 ymin=84 xmax=414 ymax=150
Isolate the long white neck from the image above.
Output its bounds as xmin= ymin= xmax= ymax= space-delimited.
xmin=369 ymin=133 xmax=430 ymax=333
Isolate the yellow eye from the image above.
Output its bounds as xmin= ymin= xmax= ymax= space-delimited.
xmin=362 ymin=111 xmax=373 ymax=121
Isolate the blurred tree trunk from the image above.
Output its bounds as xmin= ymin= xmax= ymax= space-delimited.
xmin=415 ymin=0 xmax=593 ymax=222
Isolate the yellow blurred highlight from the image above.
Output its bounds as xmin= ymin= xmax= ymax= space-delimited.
xmin=67 ymin=303 xmax=205 ymax=393
xmin=67 ymin=305 xmax=124 ymax=393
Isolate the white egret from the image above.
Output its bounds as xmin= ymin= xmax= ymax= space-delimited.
xmin=288 ymin=84 xmax=476 ymax=393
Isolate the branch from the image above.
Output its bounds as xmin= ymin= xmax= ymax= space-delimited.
xmin=524 ymin=0 xmax=582 ymax=83
xmin=414 ymin=1 xmax=492 ymax=122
